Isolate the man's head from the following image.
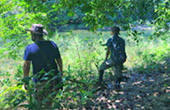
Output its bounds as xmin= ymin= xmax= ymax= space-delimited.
xmin=111 ymin=26 xmax=120 ymax=35
xmin=26 ymin=24 xmax=48 ymax=41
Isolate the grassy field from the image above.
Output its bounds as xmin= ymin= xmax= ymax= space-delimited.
xmin=0 ymin=29 xmax=154 ymax=79
xmin=2 ymin=29 xmax=170 ymax=109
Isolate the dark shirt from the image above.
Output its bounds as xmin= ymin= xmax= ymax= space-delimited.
xmin=106 ymin=35 xmax=126 ymax=59
xmin=23 ymin=40 xmax=61 ymax=82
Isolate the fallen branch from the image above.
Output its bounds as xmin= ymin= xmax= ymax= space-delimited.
xmin=68 ymin=79 xmax=87 ymax=86
xmin=0 ymin=80 xmax=4 ymax=85
xmin=94 ymin=63 xmax=99 ymax=72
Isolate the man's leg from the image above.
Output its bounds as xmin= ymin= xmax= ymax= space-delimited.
xmin=98 ymin=58 xmax=115 ymax=82
xmin=35 ymin=81 xmax=54 ymax=108
xmin=99 ymin=70 xmax=104 ymax=82
xmin=114 ymin=63 xmax=123 ymax=91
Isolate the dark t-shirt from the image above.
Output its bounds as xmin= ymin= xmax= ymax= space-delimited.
xmin=106 ymin=35 xmax=126 ymax=61
xmin=106 ymin=37 xmax=114 ymax=56
xmin=23 ymin=40 xmax=61 ymax=82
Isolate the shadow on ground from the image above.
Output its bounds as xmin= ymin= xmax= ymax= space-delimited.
xmin=84 ymin=70 xmax=170 ymax=110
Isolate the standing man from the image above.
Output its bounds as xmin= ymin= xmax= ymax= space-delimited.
xmin=98 ymin=26 xmax=127 ymax=91
xmin=23 ymin=24 xmax=63 ymax=107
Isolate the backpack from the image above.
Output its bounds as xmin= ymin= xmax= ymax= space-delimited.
xmin=110 ymin=36 xmax=127 ymax=64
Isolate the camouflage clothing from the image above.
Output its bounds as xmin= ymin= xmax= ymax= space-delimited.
xmin=106 ymin=35 xmax=126 ymax=64
xmin=99 ymin=58 xmax=123 ymax=81
xmin=99 ymin=35 xmax=126 ymax=82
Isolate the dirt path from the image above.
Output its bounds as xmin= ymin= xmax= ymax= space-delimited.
xmin=15 ymin=72 xmax=170 ymax=110
xmin=85 ymin=72 xmax=170 ymax=110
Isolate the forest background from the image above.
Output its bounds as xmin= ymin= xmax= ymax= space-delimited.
xmin=0 ymin=0 xmax=170 ymax=109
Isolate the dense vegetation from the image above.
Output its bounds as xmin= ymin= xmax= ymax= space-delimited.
xmin=0 ymin=0 xmax=170 ymax=109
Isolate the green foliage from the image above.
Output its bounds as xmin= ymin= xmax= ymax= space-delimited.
xmin=1 ymin=29 xmax=170 ymax=109
xmin=0 ymin=85 xmax=26 ymax=109
xmin=0 ymin=30 xmax=108 ymax=109
xmin=0 ymin=0 xmax=46 ymax=58
xmin=152 ymin=0 xmax=170 ymax=38
xmin=131 ymin=39 xmax=170 ymax=73
xmin=56 ymin=30 xmax=106 ymax=72
xmin=59 ymin=0 xmax=160 ymax=30
xmin=127 ymin=30 xmax=144 ymax=46
xmin=0 ymin=0 xmax=169 ymax=58
xmin=1 ymin=0 xmax=170 ymax=109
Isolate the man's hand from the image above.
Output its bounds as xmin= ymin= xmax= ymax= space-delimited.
xmin=23 ymin=76 xmax=29 ymax=90
xmin=24 ymin=83 xmax=28 ymax=90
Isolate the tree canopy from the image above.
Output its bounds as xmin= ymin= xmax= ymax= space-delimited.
xmin=0 ymin=0 xmax=169 ymax=57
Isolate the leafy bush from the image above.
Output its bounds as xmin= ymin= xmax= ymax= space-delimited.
xmin=1 ymin=29 xmax=170 ymax=109
xmin=0 ymin=30 xmax=109 ymax=109
xmin=131 ymin=39 xmax=170 ymax=73
xmin=0 ymin=85 xmax=26 ymax=109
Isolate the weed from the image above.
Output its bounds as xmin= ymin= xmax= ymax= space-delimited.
xmin=1 ymin=29 xmax=170 ymax=109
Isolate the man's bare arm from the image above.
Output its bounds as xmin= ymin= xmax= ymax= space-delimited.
xmin=56 ymin=58 xmax=63 ymax=76
xmin=23 ymin=61 xmax=31 ymax=77
xmin=105 ymin=47 xmax=110 ymax=60
xmin=23 ymin=61 xmax=31 ymax=90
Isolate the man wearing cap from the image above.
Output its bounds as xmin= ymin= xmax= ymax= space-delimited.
xmin=98 ymin=26 xmax=127 ymax=91
xmin=23 ymin=24 xmax=63 ymax=107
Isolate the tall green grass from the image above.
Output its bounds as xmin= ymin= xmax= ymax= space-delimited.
xmin=0 ymin=29 xmax=170 ymax=109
